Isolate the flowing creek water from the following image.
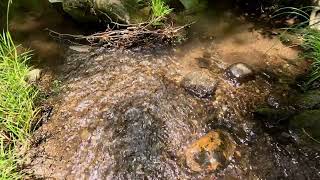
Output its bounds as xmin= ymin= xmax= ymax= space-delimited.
xmin=3 ymin=1 xmax=320 ymax=179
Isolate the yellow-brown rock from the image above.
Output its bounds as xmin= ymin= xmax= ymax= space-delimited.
xmin=185 ymin=130 xmax=236 ymax=172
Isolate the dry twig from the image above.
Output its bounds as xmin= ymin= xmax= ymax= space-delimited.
xmin=47 ymin=21 xmax=193 ymax=48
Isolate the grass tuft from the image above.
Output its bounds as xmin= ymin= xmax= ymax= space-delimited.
xmin=0 ymin=31 xmax=38 ymax=179
xmin=273 ymin=6 xmax=320 ymax=87
xmin=151 ymin=0 xmax=172 ymax=25
xmin=302 ymin=29 xmax=320 ymax=86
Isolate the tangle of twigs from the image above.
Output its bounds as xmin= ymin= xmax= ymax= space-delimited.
xmin=47 ymin=22 xmax=192 ymax=48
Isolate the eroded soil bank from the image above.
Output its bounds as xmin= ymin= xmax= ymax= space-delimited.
xmin=23 ymin=10 xmax=320 ymax=179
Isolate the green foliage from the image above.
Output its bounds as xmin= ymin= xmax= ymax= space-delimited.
xmin=0 ymin=146 xmax=24 ymax=180
xmin=302 ymin=29 xmax=320 ymax=86
xmin=0 ymin=31 xmax=38 ymax=179
xmin=151 ymin=0 xmax=172 ymax=25
xmin=273 ymin=6 xmax=320 ymax=87
xmin=52 ymin=80 xmax=62 ymax=95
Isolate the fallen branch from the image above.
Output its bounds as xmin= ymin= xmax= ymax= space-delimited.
xmin=47 ymin=22 xmax=193 ymax=48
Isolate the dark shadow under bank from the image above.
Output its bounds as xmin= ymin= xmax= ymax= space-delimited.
xmin=203 ymin=0 xmax=314 ymax=31
xmin=0 ymin=0 xmax=106 ymax=69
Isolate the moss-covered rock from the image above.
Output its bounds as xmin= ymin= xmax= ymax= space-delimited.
xmin=62 ymin=0 xmax=98 ymax=23
xmin=255 ymin=107 xmax=294 ymax=122
xmin=61 ymin=0 xmax=151 ymax=24
xmin=292 ymin=90 xmax=320 ymax=110
xmin=179 ymin=0 xmax=207 ymax=12
xmin=290 ymin=110 xmax=320 ymax=138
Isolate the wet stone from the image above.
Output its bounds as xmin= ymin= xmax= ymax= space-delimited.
xmin=181 ymin=70 xmax=219 ymax=98
xmin=267 ymin=89 xmax=289 ymax=109
xmin=267 ymin=95 xmax=281 ymax=109
xmin=184 ymin=130 xmax=236 ymax=172
xmin=225 ymin=63 xmax=254 ymax=85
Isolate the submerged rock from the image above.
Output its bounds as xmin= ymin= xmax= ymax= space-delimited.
xmin=181 ymin=70 xmax=218 ymax=98
xmin=69 ymin=45 xmax=91 ymax=53
xmin=184 ymin=130 xmax=236 ymax=172
xmin=225 ymin=63 xmax=254 ymax=85
xmin=266 ymin=88 xmax=289 ymax=109
xmin=267 ymin=94 xmax=281 ymax=109
xmin=197 ymin=57 xmax=212 ymax=69
xmin=290 ymin=110 xmax=320 ymax=138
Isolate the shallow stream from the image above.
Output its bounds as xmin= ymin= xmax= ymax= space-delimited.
xmin=3 ymin=1 xmax=320 ymax=179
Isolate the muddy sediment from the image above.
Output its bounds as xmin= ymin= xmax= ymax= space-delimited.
xmin=25 ymin=20 xmax=320 ymax=179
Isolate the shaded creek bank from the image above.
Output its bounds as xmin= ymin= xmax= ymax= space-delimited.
xmin=25 ymin=15 xmax=320 ymax=178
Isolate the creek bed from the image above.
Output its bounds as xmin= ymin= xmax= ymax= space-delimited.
xmin=2 ymin=1 xmax=320 ymax=179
